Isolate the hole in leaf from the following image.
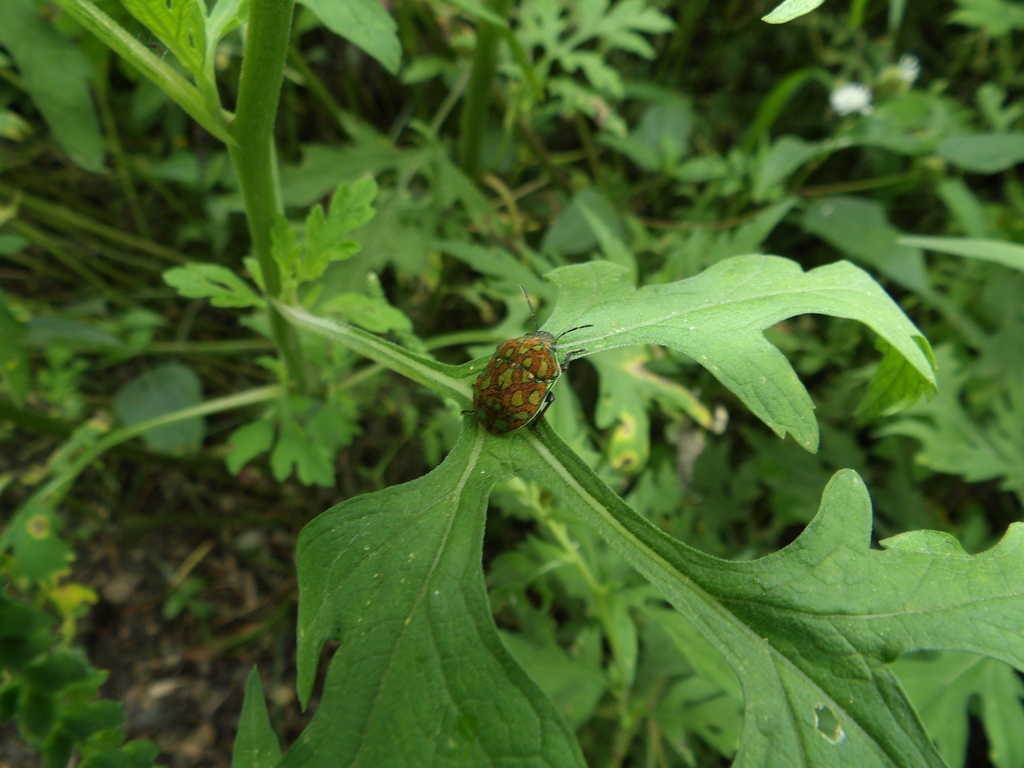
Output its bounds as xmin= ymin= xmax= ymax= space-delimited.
xmin=814 ymin=703 xmax=845 ymax=745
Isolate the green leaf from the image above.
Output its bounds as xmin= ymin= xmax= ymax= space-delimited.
xmin=499 ymin=629 xmax=606 ymax=729
xmin=877 ymin=346 xmax=1024 ymax=493
xmin=18 ymin=688 xmax=57 ymax=741
xmin=0 ymin=0 xmax=104 ymax=172
xmin=590 ymin=346 xmax=714 ymax=472
xmin=206 ymin=0 xmax=249 ymax=51
xmin=0 ymin=497 xmax=74 ymax=582
xmin=47 ymin=0 xmax=233 ymax=145
xmin=0 ymin=594 xmax=56 ymax=671
xmin=302 ymin=178 xmax=377 ymax=281
xmin=232 ymin=667 xmax=280 ymax=768
xmin=163 ymin=264 xmax=265 ymax=308
xmin=62 ymin=700 xmax=125 ymax=740
xmin=447 ymin=0 xmax=509 ymax=26
xmin=899 ymin=235 xmax=1024 ymax=272
xmin=23 ymin=651 xmax=90 ymax=693
xmin=283 ymin=431 xmax=586 ymax=766
xmin=856 ymin=338 xmax=937 ymax=420
xmin=542 ymin=188 xmax=624 ymax=256
xmin=762 ymin=0 xmax=826 ymax=23
xmin=113 ymin=363 xmax=205 ymax=454
xmin=317 ymin=293 xmax=412 ymax=334
xmin=518 ymin=430 xmax=1024 ymax=768
xmin=938 ymin=133 xmax=1024 ymax=173
xmin=225 ymin=420 xmax=275 ymax=475
xmin=542 ymin=258 xmax=935 ymax=452
xmin=949 ymin=0 xmax=1024 ymax=36
xmin=802 ymin=197 xmax=933 ymax=295
xmin=0 ymin=289 xmax=30 ymax=405
xmin=752 ymin=135 xmax=829 ymax=200
xmin=118 ymin=0 xmax=207 ymax=77
xmin=894 ymin=652 xmax=1024 ymax=768
xmin=270 ymin=415 xmax=334 ymax=487
xmin=297 ymin=0 xmax=401 ymax=74
xmin=270 ymin=215 xmax=302 ymax=284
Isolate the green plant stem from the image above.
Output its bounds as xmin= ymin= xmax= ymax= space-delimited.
xmin=229 ymin=0 xmax=309 ymax=392
xmin=0 ymin=185 xmax=188 ymax=264
xmin=94 ymin=78 xmax=151 ymax=239
xmin=145 ymin=339 xmax=277 ymax=355
xmin=8 ymin=219 xmax=128 ymax=303
xmin=29 ymin=385 xmax=281 ymax=511
xmin=287 ymin=45 xmax=351 ymax=136
xmin=458 ymin=0 xmax=512 ymax=178
xmin=538 ymin=510 xmax=635 ymax=747
xmin=573 ymin=112 xmax=602 ymax=184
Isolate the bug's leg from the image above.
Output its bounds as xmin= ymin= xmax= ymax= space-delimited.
xmin=561 ymin=348 xmax=587 ymax=371
xmin=528 ymin=393 xmax=561 ymax=442
xmin=528 ymin=391 xmax=558 ymax=440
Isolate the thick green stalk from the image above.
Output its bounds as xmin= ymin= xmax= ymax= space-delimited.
xmin=229 ymin=0 xmax=309 ymax=391
xmin=458 ymin=0 xmax=512 ymax=178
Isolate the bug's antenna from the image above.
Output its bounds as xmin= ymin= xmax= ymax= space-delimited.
xmin=554 ymin=324 xmax=594 ymax=342
xmin=520 ymin=285 xmax=541 ymax=331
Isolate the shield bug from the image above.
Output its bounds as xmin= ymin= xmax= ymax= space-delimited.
xmin=467 ymin=287 xmax=593 ymax=435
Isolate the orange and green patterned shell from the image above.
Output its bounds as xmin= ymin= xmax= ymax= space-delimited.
xmin=471 ymin=331 xmax=562 ymax=434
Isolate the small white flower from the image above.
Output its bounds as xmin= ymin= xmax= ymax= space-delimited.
xmin=897 ymin=54 xmax=920 ymax=84
xmin=830 ymin=82 xmax=874 ymax=116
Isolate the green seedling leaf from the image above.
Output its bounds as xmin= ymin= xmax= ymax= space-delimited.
xmin=113 ymin=363 xmax=204 ymax=454
xmin=118 ymin=0 xmax=207 ymax=77
xmin=297 ymin=0 xmax=401 ymax=74
xmin=0 ymin=0 xmax=104 ymax=172
xmin=163 ymin=264 xmax=265 ymax=309
xmin=232 ymin=667 xmax=280 ymax=768
xmin=283 ymin=431 xmax=586 ymax=767
xmin=762 ymin=0 xmax=825 ymax=23
xmin=899 ymin=235 xmax=1024 ymax=272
